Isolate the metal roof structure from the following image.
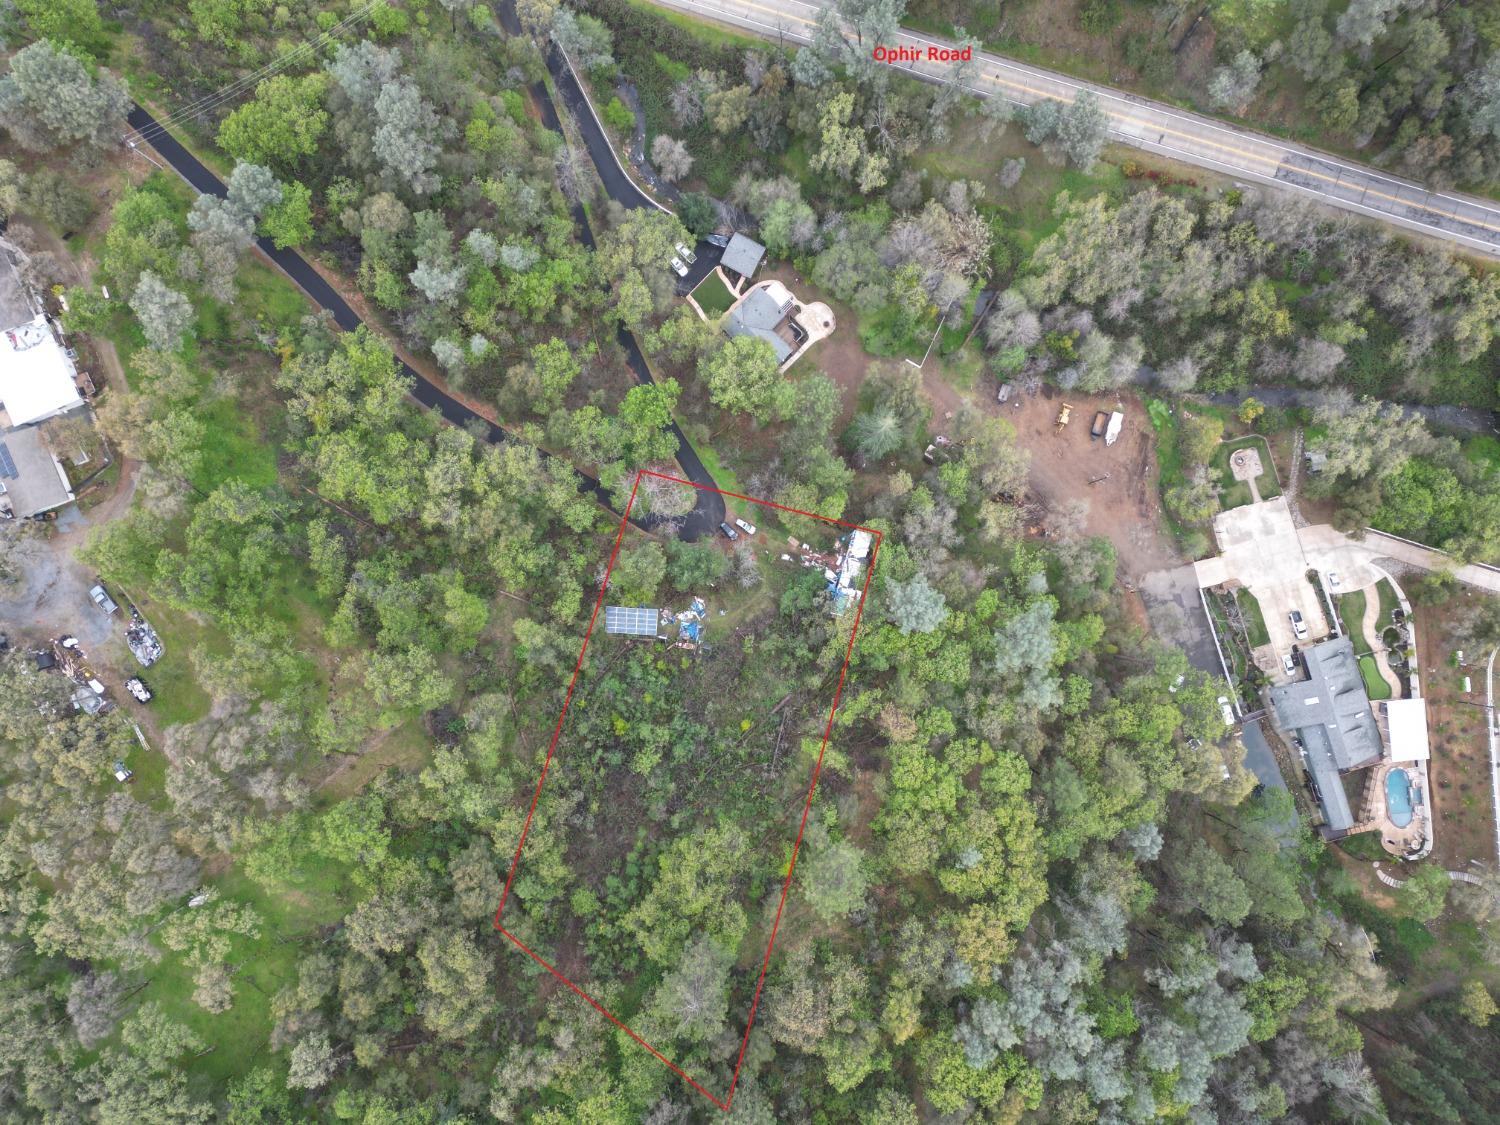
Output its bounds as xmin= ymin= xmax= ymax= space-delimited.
xmin=0 ymin=424 xmax=73 ymax=519
xmin=604 ymin=606 xmax=660 ymax=637
xmin=1384 ymin=697 xmax=1430 ymax=762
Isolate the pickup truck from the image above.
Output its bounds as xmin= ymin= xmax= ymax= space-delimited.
xmin=89 ymin=583 xmax=119 ymax=615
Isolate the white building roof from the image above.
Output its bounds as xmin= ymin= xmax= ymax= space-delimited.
xmin=1385 ymin=698 xmax=1430 ymax=762
xmin=1 ymin=317 xmax=82 ymax=427
xmin=848 ymin=530 xmax=873 ymax=560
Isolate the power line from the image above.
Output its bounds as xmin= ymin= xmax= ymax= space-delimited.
xmin=123 ymin=1 xmax=377 ymax=146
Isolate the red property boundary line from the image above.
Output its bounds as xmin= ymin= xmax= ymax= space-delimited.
xmin=493 ymin=468 xmax=883 ymax=1110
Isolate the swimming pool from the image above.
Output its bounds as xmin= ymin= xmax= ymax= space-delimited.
xmin=1386 ymin=768 xmax=1414 ymax=829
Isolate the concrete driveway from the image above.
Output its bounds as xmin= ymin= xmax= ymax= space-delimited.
xmin=1199 ymin=497 xmax=1328 ymax=662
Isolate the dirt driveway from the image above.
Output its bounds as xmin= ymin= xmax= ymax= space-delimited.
xmin=0 ymin=460 xmax=139 ymax=666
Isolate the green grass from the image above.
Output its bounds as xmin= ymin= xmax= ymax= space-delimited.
xmin=1359 ymin=654 xmax=1393 ymax=701
xmin=191 ymin=395 xmax=280 ymax=494
xmin=1374 ymin=578 xmax=1401 ymax=629
xmin=1145 ymin=398 xmax=1182 ymax=486
xmin=1339 ymin=830 xmax=1386 ymax=861
xmin=1463 ymin=434 xmax=1500 ymax=474
xmin=1211 ymin=435 xmax=1281 ymax=511
xmin=134 ymin=861 xmax=351 ymax=1086
xmin=1336 ymin=590 xmax=1368 ymax=650
xmin=691 ymin=270 xmax=736 ymax=317
xmin=695 ymin=442 xmax=742 ymax=500
xmin=1237 ymin=589 xmax=1270 ymax=648
xmin=621 ymin=0 xmax=766 ymax=48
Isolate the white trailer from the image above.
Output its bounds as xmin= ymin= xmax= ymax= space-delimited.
xmin=1104 ymin=411 xmax=1124 ymax=446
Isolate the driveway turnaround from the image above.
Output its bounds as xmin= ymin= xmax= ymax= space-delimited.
xmin=645 ymin=0 xmax=1500 ymax=258
xmin=1196 ymin=497 xmax=1328 ymax=661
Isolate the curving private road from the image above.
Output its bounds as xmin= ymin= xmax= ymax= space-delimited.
xmin=644 ymin=0 xmax=1500 ymax=259
xmin=124 ymin=9 xmax=728 ymax=539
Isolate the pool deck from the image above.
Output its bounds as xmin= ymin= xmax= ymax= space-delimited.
xmin=1365 ymin=759 xmax=1432 ymax=858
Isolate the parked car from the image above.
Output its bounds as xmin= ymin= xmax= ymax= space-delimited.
xmin=675 ymin=242 xmax=696 ymax=265
xmin=734 ymin=517 xmax=757 ymax=536
xmin=705 ymin=233 xmax=730 ymax=248
xmin=719 ymin=521 xmax=739 ymax=540
xmin=670 ymin=256 xmax=688 ymax=277
xmin=1283 ymin=652 xmax=1298 ymax=677
xmin=1289 ymin=609 xmax=1308 ymax=639
xmin=125 ymin=677 xmax=152 ymax=703
xmin=89 ymin=583 xmax=119 ymax=615
xmin=1327 ymin=570 xmax=1340 ymax=590
xmin=1217 ymin=696 xmax=1235 ymax=727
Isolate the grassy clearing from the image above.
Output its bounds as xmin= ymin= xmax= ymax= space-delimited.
xmin=694 ymin=442 xmax=743 ymax=500
xmin=191 ymin=394 xmax=280 ymax=494
xmin=138 ymin=861 xmax=350 ymax=1086
xmin=691 ymin=270 xmax=736 ymax=316
xmin=1360 ymin=654 xmax=1393 ymax=700
xmin=1146 ymin=398 xmax=1182 ymax=488
xmin=1463 ymin=434 xmax=1500 ymax=474
xmin=1237 ymin=589 xmax=1269 ymax=648
xmin=319 ymin=715 xmax=435 ymax=800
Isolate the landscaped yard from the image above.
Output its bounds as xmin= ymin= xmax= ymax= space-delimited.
xmin=1237 ymin=589 xmax=1270 ymax=648
xmin=1213 ymin=435 xmax=1282 ymax=510
xmin=691 ymin=270 xmax=736 ymax=316
xmin=1374 ymin=578 xmax=1401 ymax=629
xmin=1337 ymin=590 xmax=1368 ymax=650
xmin=1359 ymin=654 xmax=1393 ymax=700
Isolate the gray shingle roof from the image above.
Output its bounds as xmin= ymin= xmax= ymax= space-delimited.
xmin=720 ymin=233 xmax=765 ymax=279
xmin=1270 ymin=635 xmax=1383 ymax=832
xmin=724 ymin=288 xmax=794 ymax=361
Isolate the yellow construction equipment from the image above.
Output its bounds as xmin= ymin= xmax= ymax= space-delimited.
xmin=1056 ymin=402 xmax=1073 ymax=429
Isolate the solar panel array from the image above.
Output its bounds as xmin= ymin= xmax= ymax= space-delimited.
xmin=0 ymin=443 xmax=15 ymax=480
xmin=604 ymin=606 xmax=659 ymax=636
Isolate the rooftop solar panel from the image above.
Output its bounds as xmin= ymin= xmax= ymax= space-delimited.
xmin=604 ymin=606 xmax=659 ymax=636
xmin=0 ymin=442 xmax=15 ymax=480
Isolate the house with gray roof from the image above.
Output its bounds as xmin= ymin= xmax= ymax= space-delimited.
xmin=1269 ymin=635 xmax=1382 ymax=836
xmin=724 ymin=283 xmax=798 ymax=363
xmin=0 ymin=424 xmax=75 ymax=520
xmin=720 ymin=233 xmax=765 ymax=284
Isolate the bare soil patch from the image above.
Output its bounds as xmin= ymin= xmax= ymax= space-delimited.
xmin=1414 ymin=598 xmax=1497 ymax=870
xmin=983 ymin=388 xmax=1183 ymax=579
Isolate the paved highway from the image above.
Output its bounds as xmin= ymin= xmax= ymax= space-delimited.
xmin=647 ymin=0 xmax=1500 ymax=258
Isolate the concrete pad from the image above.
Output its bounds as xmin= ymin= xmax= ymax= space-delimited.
xmin=1209 ymin=497 xmax=1329 ymax=658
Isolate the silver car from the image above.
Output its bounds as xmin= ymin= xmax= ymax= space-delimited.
xmin=89 ymin=583 xmax=119 ymax=615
